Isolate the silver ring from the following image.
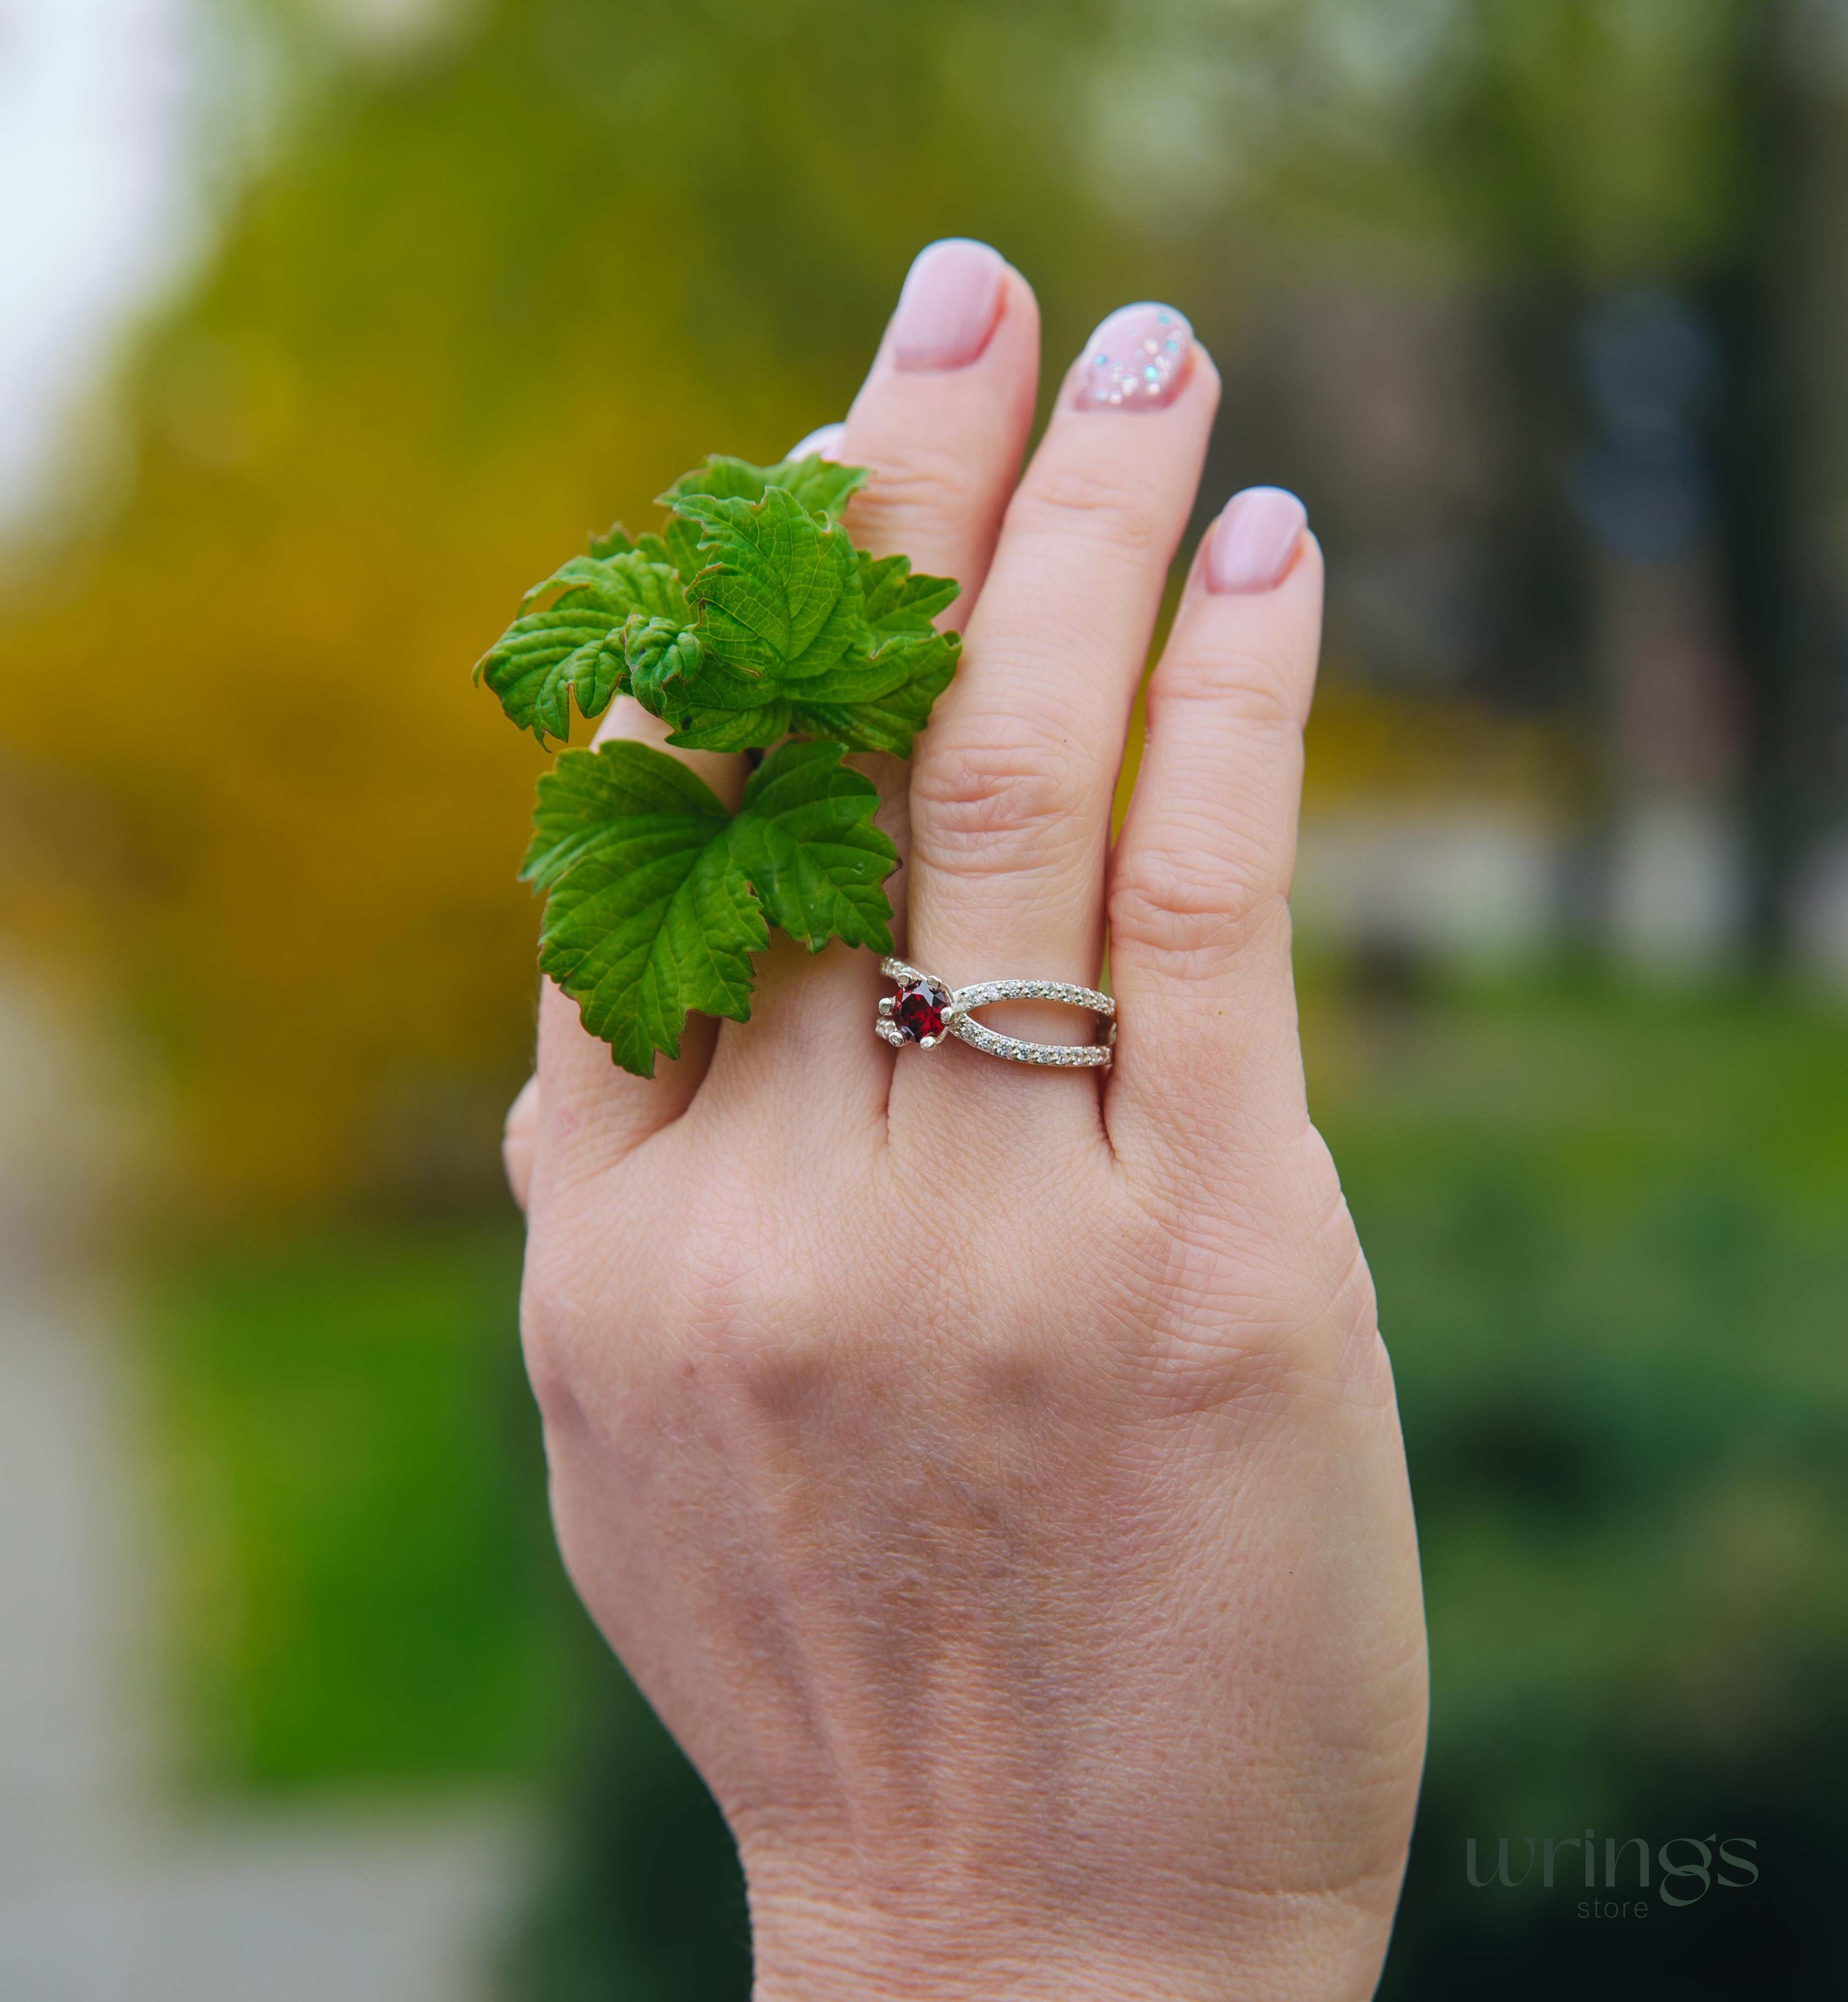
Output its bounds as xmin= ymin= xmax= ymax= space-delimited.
xmin=875 ymin=957 xmax=1116 ymax=1070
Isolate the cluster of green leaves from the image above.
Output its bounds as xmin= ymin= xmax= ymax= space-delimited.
xmin=477 ymin=454 xmax=959 ymax=757
xmin=476 ymin=456 xmax=960 ymax=1074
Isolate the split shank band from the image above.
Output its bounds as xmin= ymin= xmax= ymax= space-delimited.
xmin=875 ymin=957 xmax=1117 ymax=1071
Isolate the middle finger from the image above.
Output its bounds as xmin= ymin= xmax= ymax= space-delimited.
xmin=896 ymin=302 xmax=1219 ymax=1138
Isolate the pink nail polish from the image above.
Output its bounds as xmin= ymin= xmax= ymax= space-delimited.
xmin=1207 ymin=486 xmax=1308 ymax=594
xmin=1072 ymin=303 xmax=1193 ymax=410
xmin=890 ymin=239 xmax=1008 ymax=372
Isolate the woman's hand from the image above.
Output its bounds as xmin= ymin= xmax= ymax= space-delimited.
xmin=505 ymin=239 xmax=1426 ymax=2002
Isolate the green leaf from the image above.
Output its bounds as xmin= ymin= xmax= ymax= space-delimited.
xmin=680 ymin=486 xmax=864 ymax=686
xmin=520 ymin=729 xmax=726 ymax=891
xmin=526 ymin=738 xmax=895 ymax=1074
xmin=483 ymin=457 xmax=958 ymax=753
xmin=524 ymin=745 xmax=755 ymax=1075
xmin=474 ymin=607 xmax=625 ymax=745
xmin=514 ymin=552 xmax=682 ymax=620
xmin=657 ymin=517 xmax=705 ymax=584
xmin=658 ymin=454 xmax=779 ymax=507
xmin=785 ymin=549 xmax=961 ymax=756
xmin=629 ymin=485 xmax=867 ymax=746
xmin=860 ymin=546 xmax=960 ymax=631
xmin=659 ymin=452 xmax=867 ymax=523
xmin=647 ymin=454 xmax=867 ymax=590
xmin=776 ymin=455 xmax=870 ymax=520
xmin=785 ymin=654 xmax=958 ymax=756
xmin=621 ymin=613 xmax=704 ymax=712
xmin=476 ymin=549 xmax=687 ymax=742
xmin=663 ymin=700 xmax=793 ymax=753
xmin=727 ymin=741 xmax=898 ymax=952
xmin=654 ymin=531 xmax=964 ymax=755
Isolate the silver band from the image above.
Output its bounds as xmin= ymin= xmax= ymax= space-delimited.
xmin=876 ymin=957 xmax=1116 ymax=1070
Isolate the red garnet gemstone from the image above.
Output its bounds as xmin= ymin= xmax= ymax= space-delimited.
xmin=894 ymin=979 xmax=949 ymax=1043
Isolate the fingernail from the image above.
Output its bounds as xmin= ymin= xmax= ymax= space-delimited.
xmin=890 ymin=239 xmax=1007 ymax=371
xmin=1207 ymin=486 xmax=1308 ymax=593
xmin=1073 ymin=302 xmax=1192 ymax=411
xmin=787 ymin=421 xmax=846 ymax=460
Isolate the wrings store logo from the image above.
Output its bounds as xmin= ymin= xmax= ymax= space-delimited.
xmin=1466 ymin=1831 xmax=1759 ymax=1919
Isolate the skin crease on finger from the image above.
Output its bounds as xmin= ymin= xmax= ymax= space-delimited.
xmin=513 ymin=244 xmax=1427 ymax=2002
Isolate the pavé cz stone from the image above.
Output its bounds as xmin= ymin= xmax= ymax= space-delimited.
xmin=893 ymin=977 xmax=952 ymax=1044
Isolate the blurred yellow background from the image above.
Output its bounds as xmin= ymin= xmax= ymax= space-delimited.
xmin=1 ymin=3 xmax=1843 ymax=1998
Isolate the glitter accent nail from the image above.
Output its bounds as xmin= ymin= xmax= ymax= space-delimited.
xmin=1072 ymin=303 xmax=1194 ymax=411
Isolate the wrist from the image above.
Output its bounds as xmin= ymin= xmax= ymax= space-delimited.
xmin=741 ymin=1846 xmax=1393 ymax=2002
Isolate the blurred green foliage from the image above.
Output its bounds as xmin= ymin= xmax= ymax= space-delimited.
xmin=1326 ymin=983 xmax=1848 ymax=1995
xmin=499 ymin=1660 xmax=753 ymax=2002
xmin=145 ymin=1225 xmax=568 ymax=1788
xmin=1319 ymin=984 xmax=1848 ymax=1786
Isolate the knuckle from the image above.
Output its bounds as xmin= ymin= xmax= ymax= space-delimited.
xmin=719 ymin=1316 xmax=837 ymax=1418
xmin=501 ymin=1086 xmax=538 ymax=1209
xmin=1109 ymin=849 xmax=1291 ymax=976
xmin=911 ymin=712 xmax=1094 ymax=877
xmin=850 ymin=438 xmax=988 ymax=541
xmin=1006 ymin=458 xmax=1168 ymax=563
xmin=502 ymin=1076 xmax=538 ymax=1139
xmin=672 ymin=1188 xmax=843 ymax=1408
xmin=1113 ymin=1194 xmax=1335 ymax=1417
xmin=1152 ymin=1279 xmax=1327 ymax=1417
xmin=520 ymin=1180 xmax=849 ymax=1433
xmin=1149 ymin=644 xmax=1301 ymax=736
xmin=517 ymin=1245 xmax=597 ymax=1431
